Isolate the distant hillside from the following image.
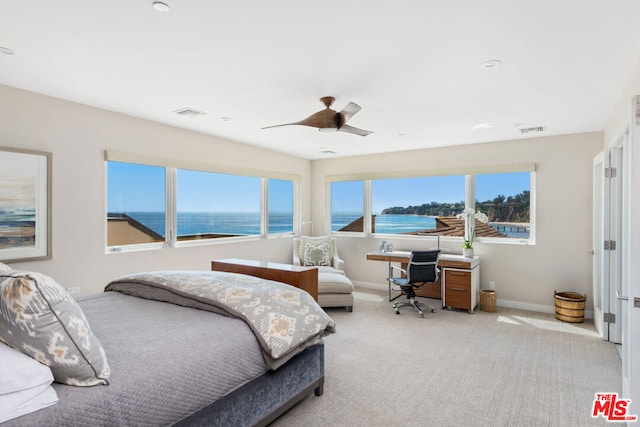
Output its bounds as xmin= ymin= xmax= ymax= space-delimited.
xmin=381 ymin=190 xmax=530 ymax=223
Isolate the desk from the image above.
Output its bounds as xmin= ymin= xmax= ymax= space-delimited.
xmin=366 ymin=251 xmax=480 ymax=312
xmin=211 ymin=258 xmax=319 ymax=302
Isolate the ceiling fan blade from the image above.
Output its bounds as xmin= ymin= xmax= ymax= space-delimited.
xmin=338 ymin=124 xmax=373 ymax=137
xmin=339 ymin=102 xmax=362 ymax=123
xmin=262 ymin=123 xmax=298 ymax=129
xmin=263 ymin=97 xmax=371 ymax=135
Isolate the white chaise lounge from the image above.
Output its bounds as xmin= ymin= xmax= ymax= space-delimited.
xmin=293 ymin=236 xmax=354 ymax=312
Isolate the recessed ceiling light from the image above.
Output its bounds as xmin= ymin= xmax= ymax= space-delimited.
xmin=220 ymin=116 xmax=232 ymax=122
xmin=319 ymin=150 xmax=336 ymax=155
xmin=152 ymin=2 xmax=170 ymax=12
xmin=481 ymin=60 xmax=501 ymax=69
xmin=0 ymin=47 xmax=15 ymax=55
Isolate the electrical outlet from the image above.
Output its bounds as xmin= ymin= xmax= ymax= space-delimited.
xmin=67 ymin=287 xmax=80 ymax=295
xmin=489 ymin=281 xmax=496 ymax=290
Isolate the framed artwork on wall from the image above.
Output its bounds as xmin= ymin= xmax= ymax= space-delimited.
xmin=0 ymin=147 xmax=52 ymax=262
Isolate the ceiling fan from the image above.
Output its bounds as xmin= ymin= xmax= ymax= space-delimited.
xmin=263 ymin=96 xmax=373 ymax=136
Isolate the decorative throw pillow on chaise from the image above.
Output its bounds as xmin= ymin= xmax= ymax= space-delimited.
xmin=0 ymin=261 xmax=12 ymax=272
xmin=302 ymin=242 xmax=331 ymax=266
xmin=299 ymin=236 xmax=333 ymax=267
xmin=0 ymin=270 xmax=110 ymax=386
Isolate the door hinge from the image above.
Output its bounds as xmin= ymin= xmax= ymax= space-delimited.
xmin=605 ymin=167 xmax=617 ymax=178
xmin=604 ymin=312 xmax=616 ymax=323
xmin=604 ymin=240 xmax=617 ymax=250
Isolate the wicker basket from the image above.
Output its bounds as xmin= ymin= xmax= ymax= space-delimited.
xmin=480 ymin=289 xmax=496 ymax=312
xmin=554 ymin=291 xmax=586 ymax=323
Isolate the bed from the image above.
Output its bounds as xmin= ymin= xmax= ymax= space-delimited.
xmin=0 ymin=267 xmax=335 ymax=426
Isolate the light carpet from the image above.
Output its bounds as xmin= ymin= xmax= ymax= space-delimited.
xmin=272 ymin=289 xmax=621 ymax=427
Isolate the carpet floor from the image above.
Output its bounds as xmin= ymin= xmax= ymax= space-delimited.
xmin=272 ymin=289 xmax=621 ymax=427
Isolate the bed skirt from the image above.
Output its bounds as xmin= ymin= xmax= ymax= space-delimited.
xmin=175 ymin=343 xmax=325 ymax=427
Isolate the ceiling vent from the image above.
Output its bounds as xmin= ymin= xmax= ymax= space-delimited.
xmin=519 ymin=126 xmax=545 ymax=134
xmin=174 ymin=107 xmax=207 ymax=118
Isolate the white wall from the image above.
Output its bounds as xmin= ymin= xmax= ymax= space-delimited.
xmin=310 ymin=133 xmax=603 ymax=312
xmin=0 ymin=84 xmax=311 ymax=295
xmin=0 ymin=82 xmax=605 ymax=314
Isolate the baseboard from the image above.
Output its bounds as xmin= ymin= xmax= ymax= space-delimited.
xmin=498 ymin=298 xmax=594 ymax=320
xmin=353 ymin=281 xmax=593 ymax=319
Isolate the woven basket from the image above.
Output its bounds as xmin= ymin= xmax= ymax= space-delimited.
xmin=554 ymin=291 xmax=586 ymax=323
xmin=480 ymin=289 xmax=496 ymax=312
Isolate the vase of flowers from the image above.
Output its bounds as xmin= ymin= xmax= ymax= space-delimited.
xmin=456 ymin=208 xmax=488 ymax=258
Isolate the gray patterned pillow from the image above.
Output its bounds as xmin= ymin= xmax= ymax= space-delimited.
xmin=0 ymin=270 xmax=110 ymax=386
xmin=298 ymin=236 xmax=333 ymax=266
xmin=303 ymin=241 xmax=331 ymax=266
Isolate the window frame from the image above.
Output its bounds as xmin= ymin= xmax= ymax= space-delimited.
xmin=105 ymin=152 xmax=300 ymax=253
xmin=326 ymin=165 xmax=536 ymax=245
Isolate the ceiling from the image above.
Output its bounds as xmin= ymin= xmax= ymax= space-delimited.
xmin=2 ymin=1 xmax=640 ymax=160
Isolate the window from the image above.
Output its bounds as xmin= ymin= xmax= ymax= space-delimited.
xmin=107 ymin=162 xmax=166 ymax=246
xmin=327 ymin=167 xmax=535 ymax=244
xmin=372 ymin=176 xmax=465 ymax=235
xmin=474 ymin=172 xmax=532 ymax=240
xmin=268 ymin=178 xmax=294 ymax=235
xmin=176 ymin=170 xmax=260 ymax=240
xmin=331 ymin=181 xmax=364 ymax=232
xmin=106 ymin=154 xmax=300 ymax=251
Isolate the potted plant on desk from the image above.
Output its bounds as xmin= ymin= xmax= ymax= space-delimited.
xmin=456 ymin=208 xmax=488 ymax=258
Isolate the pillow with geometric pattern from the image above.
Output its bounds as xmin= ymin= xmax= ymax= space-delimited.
xmin=303 ymin=241 xmax=331 ymax=266
xmin=0 ymin=270 xmax=110 ymax=386
xmin=298 ymin=236 xmax=333 ymax=266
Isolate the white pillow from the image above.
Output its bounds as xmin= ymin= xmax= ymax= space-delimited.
xmin=0 ymin=343 xmax=58 ymax=423
xmin=0 ymin=261 xmax=12 ymax=272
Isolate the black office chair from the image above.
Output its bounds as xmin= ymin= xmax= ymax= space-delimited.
xmin=388 ymin=250 xmax=440 ymax=317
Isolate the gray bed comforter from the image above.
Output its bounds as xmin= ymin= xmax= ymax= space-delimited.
xmin=5 ymin=292 xmax=270 ymax=426
xmin=105 ymin=270 xmax=336 ymax=369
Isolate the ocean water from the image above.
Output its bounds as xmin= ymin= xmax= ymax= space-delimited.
xmin=117 ymin=212 xmax=528 ymax=238
xmin=121 ymin=211 xmax=291 ymax=236
xmin=331 ymin=213 xmax=437 ymax=233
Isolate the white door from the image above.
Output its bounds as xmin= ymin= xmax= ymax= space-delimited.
xmin=609 ymin=141 xmax=625 ymax=344
xmin=592 ymin=151 xmax=606 ymax=338
xmin=622 ymin=95 xmax=640 ymax=412
xmin=593 ymin=134 xmax=626 ymax=344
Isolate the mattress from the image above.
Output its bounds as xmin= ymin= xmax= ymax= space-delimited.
xmin=5 ymin=292 xmax=270 ymax=426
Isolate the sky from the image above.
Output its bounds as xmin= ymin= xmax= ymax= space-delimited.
xmin=108 ymin=162 xmax=529 ymax=213
xmin=335 ymin=172 xmax=530 ymax=213
xmin=107 ymin=162 xmax=292 ymax=212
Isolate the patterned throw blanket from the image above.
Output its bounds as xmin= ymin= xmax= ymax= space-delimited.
xmin=105 ymin=270 xmax=336 ymax=369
